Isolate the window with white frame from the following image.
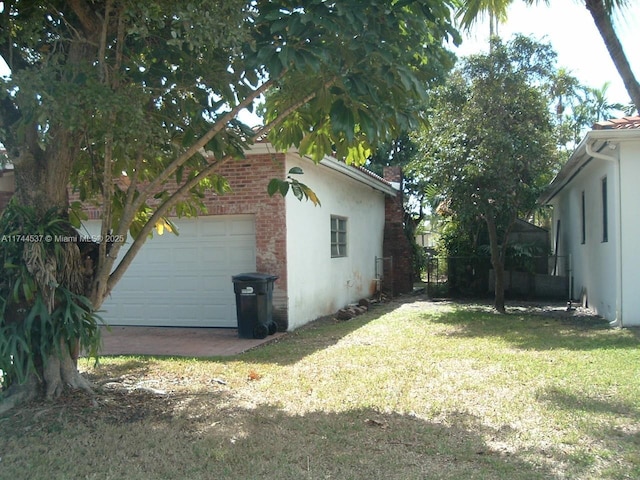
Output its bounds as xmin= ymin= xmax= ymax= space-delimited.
xmin=331 ymin=216 xmax=347 ymax=257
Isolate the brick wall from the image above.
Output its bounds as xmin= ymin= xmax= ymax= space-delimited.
xmin=382 ymin=166 xmax=413 ymax=295
xmin=203 ymin=153 xmax=289 ymax=329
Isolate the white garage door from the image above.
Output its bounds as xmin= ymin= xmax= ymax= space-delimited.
xmin=88 ymin=215 xmax=256 ymax=327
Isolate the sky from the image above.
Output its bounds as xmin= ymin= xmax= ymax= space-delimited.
xmin=0 ymin=2 xmax=638 ymax=120
xmin=455 ymin=1 xmax=640 ymax=108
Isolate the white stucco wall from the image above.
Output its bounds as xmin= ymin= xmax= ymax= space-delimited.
xmin=550 ymin=155 xmax=619 ymax=321
xmin=284 ymin=154 xmax=388 ymax=330
xmin=618 ymin=140 xmax=640 ymax=326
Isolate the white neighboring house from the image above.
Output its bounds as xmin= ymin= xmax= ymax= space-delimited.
xmin=539 ymin=116 xmax=640 ymax=327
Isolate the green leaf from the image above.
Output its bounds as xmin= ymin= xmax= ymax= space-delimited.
xmin=330 ymin=99 xmax=356 ymax=142
xmin=345 ymin=143 xmax=372 ymax=165
xmin=279 ymin=181 xmax=290 ymax=197
xmin=288 ymin=167 xmax=304 ymax=175
xmin=358 ymin=109 xmax=376 ymax=140
xmin=22 ymin=281 xmax=34 ymax=303
xmin=267 ymin=178 xmax=281 ymax=197
xmin=291 ymin=182 xmax=304 ymax=201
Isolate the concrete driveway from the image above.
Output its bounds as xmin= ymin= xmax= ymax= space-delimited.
xmin=99 ymin=326 xmax=285 ymax=357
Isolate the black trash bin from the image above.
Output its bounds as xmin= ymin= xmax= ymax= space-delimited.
xmin=232 ymin=273 xmax=278 ymax=339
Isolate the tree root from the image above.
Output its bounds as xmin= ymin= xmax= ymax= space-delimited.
xmin=0 ymin=375 xmax=39 ymax=416
xmin=1 ymin=349 xmax=94 ymax=414
xmin=44 ymin=349 xmax=94 ymax=400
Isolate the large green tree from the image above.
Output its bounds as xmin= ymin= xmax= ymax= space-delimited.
xmin=417 ymin=36 xmax=558 ymax=312
xmin=0 ymin=0 xmax=459 ymax=411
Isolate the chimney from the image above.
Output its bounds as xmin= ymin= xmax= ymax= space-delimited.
xmin=382 ymin=166 xmax=413 ymax=295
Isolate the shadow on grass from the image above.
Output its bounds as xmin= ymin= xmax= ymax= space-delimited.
xmin=424 ymin=299 xmax=640 ymax=352
xmin=235 ymin=301 xmax=401 ymax=366
xmin=82 ymin=357 xmax=153 ymax=379
xmin=1 ymin=394 xmax=562 ymax=480
xmin=539 ymin=386 xmax=639 ymax=418
xmin=537 ymin=386 xmax=640 ymax=478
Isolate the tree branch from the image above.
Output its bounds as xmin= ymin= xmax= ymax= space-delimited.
xmin=67 ymin=0 xmax=102 ymax=37
xmin=130 ymin=74 xmax=282 ymax=217
xmin=97 ymin=0 xmax=112 ymax=84
xmin=102 ymin=73 xmax=335 ymax=303
xmin=100 ymin=74 xmax=283 ymax=289
xmin=105 ymin=153 xmax=233 ymax=294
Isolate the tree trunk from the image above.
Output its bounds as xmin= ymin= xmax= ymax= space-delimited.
xmin=585 ymin=0 xmax=640 ymax=113
xmin=0 ymin=17 xmax=102 ymax=410
xmin=2 ymin=127 xmax=95 ymax=409
xmin=492 ymin=259 xmax=506 ymax=313
xmin=485 ymin=214 xmax=506 ymax=313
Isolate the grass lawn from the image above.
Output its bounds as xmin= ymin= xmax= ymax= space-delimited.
xmin=1 ymin=297 xmax=640 ymax=479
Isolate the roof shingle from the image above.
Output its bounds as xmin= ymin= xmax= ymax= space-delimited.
xmin=593 ymin=116 xmax=640 ymax=130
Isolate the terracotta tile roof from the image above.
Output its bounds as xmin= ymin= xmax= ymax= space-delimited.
xmin=593 ymin=116 xmax=640 ymax=130
xmin=354 ymin=165 xmax=394 ymax=187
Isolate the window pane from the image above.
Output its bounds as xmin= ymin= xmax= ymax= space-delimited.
xmin=330 ymin=215 xmax=347 ymax=257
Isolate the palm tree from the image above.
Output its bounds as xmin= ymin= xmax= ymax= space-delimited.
xmin=551 ymin=68 xmax=582 ymax=118
xmin=587 ymin=81 xmax=625 ymax=121
xmin=562 ymin=82 xmax=625 ymax=146
xmin=457 ymin=0 xmax=640 ymax=113
xmin=585 ymin=0 xmax=640 ymax=113
xmin=456 ymin=0 xmax=514 ymax=39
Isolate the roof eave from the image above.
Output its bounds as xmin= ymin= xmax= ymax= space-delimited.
xmin=318 ymin=155 xmax=398 ymax=196
xmin=539 ymin=129 xmax=640 ymax=204
xmin=240 ymin=142 xmax=398 ymax=196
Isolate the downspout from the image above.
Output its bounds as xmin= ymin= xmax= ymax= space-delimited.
xmin=585 ymin=141 xmax=623 ymax=327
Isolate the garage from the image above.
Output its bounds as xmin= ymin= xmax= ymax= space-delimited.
xmin=87 ymin=215 xmax=256 ymax=327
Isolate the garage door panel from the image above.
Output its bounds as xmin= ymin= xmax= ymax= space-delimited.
xmin=137 ymin=251 xmax=174 ymax=267
xmin=229 ymin=246 xmax=257 ymax=264
xmin=198 ymin=248 xmax=235 ymax=265
xmin=230 ymin=218 xmax=256 ymax=235
xmin=129 ymin=277 xmax=173 ymax=292
xmin=204 ymin=279 xmax=231 ymax=291
xmin=90 ymin=215 xmax=256 ymax=327
xmin=169 ymin=283 xmax=202 ymax=296
xmin=200 ymin=221 xmax=232 ymax=237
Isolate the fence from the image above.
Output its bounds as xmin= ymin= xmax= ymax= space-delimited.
xmin=425 ymin=255 xmax=570 ymax=300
